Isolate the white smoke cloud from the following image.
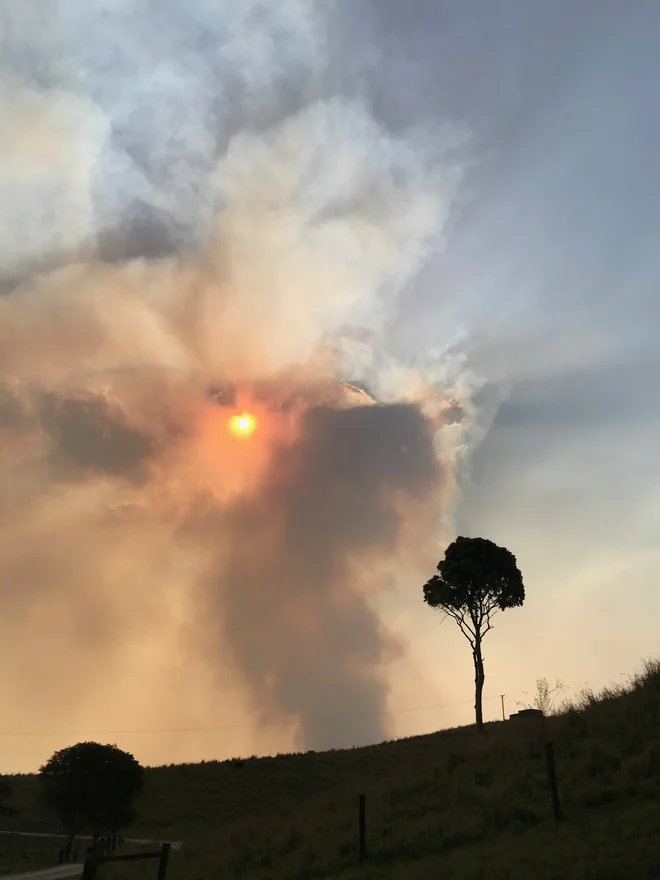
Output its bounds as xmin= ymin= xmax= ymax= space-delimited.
xmin=0 ymin=0 xmax=475 ymax=772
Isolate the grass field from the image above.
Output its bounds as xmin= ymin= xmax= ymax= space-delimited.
xmin=2 ymin=660 xmax=660 ymax=879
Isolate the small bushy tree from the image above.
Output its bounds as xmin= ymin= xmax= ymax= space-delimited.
xmin=39 ymin=742 xmax=143 ymax=854
xmin=0 ymin=777 xmax=15 ymax=818
xmin=424 ymin=536 xmax=525 ymax=732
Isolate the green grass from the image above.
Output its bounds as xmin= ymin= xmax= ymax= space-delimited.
xmin=2 ymin=659 xmax=660 ymax=879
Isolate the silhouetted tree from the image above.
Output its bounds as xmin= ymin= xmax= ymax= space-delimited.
xmin=39 ymin=742 xmax=143 ymax=856
xmin=423 ymin=536 xmax=525 ymax=733
xmin=0 ymin=777 xmax=16 ymax=817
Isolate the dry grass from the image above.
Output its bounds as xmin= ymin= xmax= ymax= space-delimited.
xmin=0 ymin=833 xmax=60 ymax=874
xmin=2 ymin=659 xmax=660 ymax=879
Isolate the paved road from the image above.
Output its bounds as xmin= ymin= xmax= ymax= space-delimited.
xmin=0 ymin=831 xmax=182 ymax=850
xmin=0 ymin=864 xmax=83 ymax=880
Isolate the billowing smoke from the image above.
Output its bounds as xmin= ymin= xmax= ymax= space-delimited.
xmin=0 ymin=1 xmax=473 ymax=769
xmin=215 ymin=401 xmax=442 ymax=749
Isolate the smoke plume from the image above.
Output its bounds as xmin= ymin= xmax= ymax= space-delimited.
xmin=0 ymin=0 xmax=473 ymax=770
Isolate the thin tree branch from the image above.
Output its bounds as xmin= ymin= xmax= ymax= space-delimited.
xmin=439 ymin=605 xmax=477 ymax=649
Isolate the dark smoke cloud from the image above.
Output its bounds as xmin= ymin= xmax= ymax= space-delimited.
xmin=217 ymin=403 xmax=440 ymax=748
xmin=0 ymin=386 xmax=27 ymax=430
xmin=37 ymin=392 xmax=154 ymax=482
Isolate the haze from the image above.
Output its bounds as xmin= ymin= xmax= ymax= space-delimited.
xmin=1 ymin=0 xmax=659 ymax=774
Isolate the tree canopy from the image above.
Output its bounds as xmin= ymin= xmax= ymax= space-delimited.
xmin=0 ymin=777 xmax=15 ymax=818
xmin=423 ymin=536 xmax=525 ymax=731
xmin=39 ymin=742 xmax=143 ymax=843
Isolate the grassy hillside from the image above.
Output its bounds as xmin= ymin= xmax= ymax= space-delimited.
xmin=2 ymin=660 xmax=660 ymax=879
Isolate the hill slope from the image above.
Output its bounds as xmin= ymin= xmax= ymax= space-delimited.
xmin=3 ymin=661 xmax=660 ymax=879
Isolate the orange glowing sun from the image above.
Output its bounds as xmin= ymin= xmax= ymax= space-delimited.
xmin=229 ymin=412 xmax=256 ymax=437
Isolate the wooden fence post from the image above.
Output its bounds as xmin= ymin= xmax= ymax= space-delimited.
xmin=358 ymin=793 xmax=367 ymax=865
xmin=544 ymin=741 xmax=564 ymax=821
xmin=157 ymin=842 xmax=171 ymax=880
xmin=81 ymin=856 xmax=100 ymax=880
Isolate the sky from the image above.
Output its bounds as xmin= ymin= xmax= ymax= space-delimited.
xmin=1 ymin=0 xmax=659 ymax=773
xmin=373 ymin=0 xmax=660 ymax=710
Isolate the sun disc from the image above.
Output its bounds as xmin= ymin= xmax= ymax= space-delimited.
xmin=229 ymin=412 xmax=256 ymax=436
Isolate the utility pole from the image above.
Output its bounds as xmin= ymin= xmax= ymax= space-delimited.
xmin=501 ymin=694 xmax=506 ymax=721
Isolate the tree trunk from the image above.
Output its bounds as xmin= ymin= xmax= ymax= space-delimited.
xmin=473 ymin=641 xmax=485 ymax=733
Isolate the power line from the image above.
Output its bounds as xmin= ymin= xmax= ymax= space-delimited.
xmin=0 ymin=695 xmax=503 ymax=737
